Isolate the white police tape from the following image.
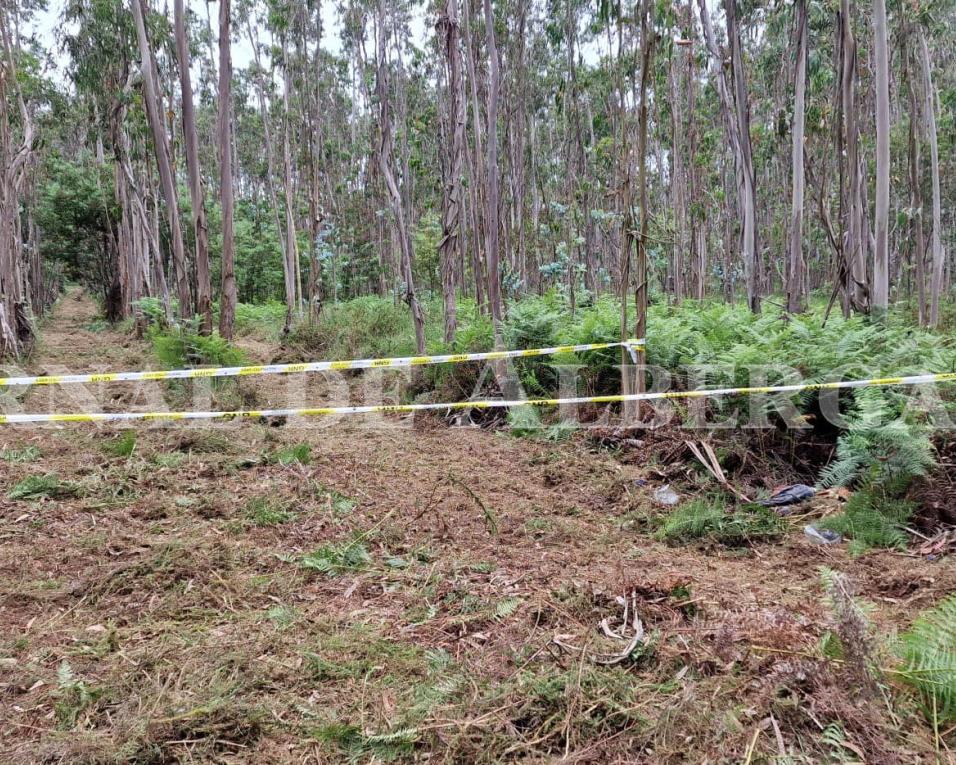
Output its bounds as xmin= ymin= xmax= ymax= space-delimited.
xmin=0 ymin=339 xmax=645 ymax=388
xmin=3 ymin=370 xmax=953 ymax=425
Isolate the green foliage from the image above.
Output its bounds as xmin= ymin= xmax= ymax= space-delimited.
xmin=35 ymin=154 xmax=117 ymax=293
xmin=245 ymin=497 xmax=296 ymax=526
xmin=311 ymin=721 xmax=417 ymax=762
xmin=269 ymin=443 xmax=312 ymax=465
xmin=301 ymin=539 xmax=372 ymax=576
xmin=234 ymin=302 xmax=286 ymax=338
xmin=818 ymin=488 xmax=913 ymax=553
xmin=655 ymin=498 xmax=784 ymax=545
xmin=102 ymin=430 xmax=136 ymax=458
xmin=149 ymin=325 xmax=246 ymax=369
xmin=8 ymin=473 xmax=79 ymax=500
xmin=818 ymin=389 xmax=936 ymax=490
xmin=0 ymin=445 xmax=41 ymax=463
xmin=132 ymin=297 xmax=169 ymax=326
xmin=493 ymin=597 xmax=523 ymax=620
xmin=55 ymin=661 xmax=101 ymax=730
xmin=898 ymin=595 xmax=956 ymax=724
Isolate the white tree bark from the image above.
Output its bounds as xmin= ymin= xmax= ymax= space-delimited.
xmin=787 ymin=0 xmax=807 ymax=313
xmin=918 ymin=32 xmax=945 ymax=327
xmin=872 ymin=0 xmax=891 ymax=310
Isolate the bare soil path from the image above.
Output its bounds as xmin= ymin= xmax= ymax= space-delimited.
xmin=0 ymin=291 xmax=952 ymax=762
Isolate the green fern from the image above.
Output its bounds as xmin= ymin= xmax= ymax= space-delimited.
xmin=494 ymin=597 xmax=523 ymax=620
xmin=656 ymin=498 xmax=783 ymax=545
xmin=301 ymin=540 xmax=372 ymax=576
xmin=819 ymin=489 xmax=913 ymax=552
xmin=898 ymin=595 xmax=956 ymax=724
xmin=819 ymin=389 xmax=935 ymax=490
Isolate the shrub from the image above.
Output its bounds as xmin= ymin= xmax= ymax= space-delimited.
xmin=150 ymin=325 xmax=246 ymax=369
xmin=818 ymin=388 xmax=936 ymax=491
xmin=234 ymin=302 xmax=286 ymax=338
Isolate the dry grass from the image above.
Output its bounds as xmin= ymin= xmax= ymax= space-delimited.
xmin=0 ymin=292 xmax=953 ymax=763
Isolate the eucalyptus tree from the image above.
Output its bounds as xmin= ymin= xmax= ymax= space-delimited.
xmin=436 ymin=0 xmax=464 ymax=342
xmin=787 ymin=0 xmax=808 ymax=313
xmin=131 ymin=0 xmax=192 ymax=319
xmin=219 ymin=0 xmax=237 ymax=338
xmin=872 ymin=0 xmax=891 ymax=310
xmin=174 ymin=0 xmax=213 ymax=333
xmin=0 ymin=1 xmax=36 ymax=355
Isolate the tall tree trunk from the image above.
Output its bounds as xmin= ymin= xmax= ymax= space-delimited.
xmin=131 ymin=0 xmax=192 ymax=320
xmin=437 ymin=0 xmax=464 ymax=344
xmin=723 ymin=0 xmax=760 ymax=313
xmin=0 ymin=4 xmax=35 ymax=356
xmin=787 ymin=0 xmax=808 ymax=313
xmin=905 ymin=32 xmax=927 ymax=325
xmin=482 ymin=0 xmax=503 ymax=325
xmin=174 ymin=0 xmax=213 ymax=334
xmin=918 ymin=32 xmax=944 ymax=327
xmin=247 ymin=21 xmax=288 ymax=285
xmin=306 ymin=10 xmax=324 ymax=322
xmin=838 ymin=0 xmax=868 ymax=312
xmin=634 ymin=0 xmax=653 ymax=394
xmin=218 ymin=0 xmax=237 ymax=338
xmin=872 ymin=0 xmax=891 ymax=310
xmin=280 ymin=33 xmax=300 ymax=332
xmin=375 ymin=0 xmax=425 ymax=354
xmin=698 ymin=0 xmax=760 ymax=313
xmin=669 ymin=46 xmax=686 ymax=301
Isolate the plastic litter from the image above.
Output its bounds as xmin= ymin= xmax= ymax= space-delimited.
xmin=653 ymin=485 xmax=680 ymax=506
xmin=804 ymin=525 xmax=842 ymax=545
xmin=759 ymin=484 xmax=816 ymax=507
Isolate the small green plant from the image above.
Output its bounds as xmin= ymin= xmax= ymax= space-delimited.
xmin=54 ymin=661 xmax=100 ymax=729
xmin=153 ymin=452 xmax=187 ymax=468
xmin=246 ymin=497 xmax=296 ymax=526
xmin=655 ymin=498 xmax=784 ymax=545
xmin=102 ymin=430 xmax=136 ymax=457
xmin=265 ymin=604 xmax=298 ymax=630
xmin=8 ymin=473 xmax=79 ymax=500
xmin=819 ymin=488 xmax=912 ymax=554
xmin=271 ymin=443 xmax=311 ymax=466
xmin=301 ymin=539 xmax=372 ymax=576
xmin=897 ymin=594 xmax=956 ymax=725
xmin=494 ymin=597 xmax=523 ymax=620
xmin=0 ymin=445 xmax=41 ymax=462
xmin=84 ymin=318 xmax=110 ymax=333
xmin=311 ymin=721 xmax=419 ymax=761
xmin=507 ymin=405 xmax=543 ymax=437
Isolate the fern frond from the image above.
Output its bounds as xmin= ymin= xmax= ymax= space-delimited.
xmin=898 ymin=595 xmax=956 ymax=724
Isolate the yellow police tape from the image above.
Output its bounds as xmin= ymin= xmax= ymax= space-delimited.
xmin=0 ymin=339 xmax=645 ymax=388
xmin=3 ymin=371 xmax=954 ymax=425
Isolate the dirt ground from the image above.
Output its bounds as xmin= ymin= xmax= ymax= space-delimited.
xmin=1 ymin=291 xmax=954 ymax=763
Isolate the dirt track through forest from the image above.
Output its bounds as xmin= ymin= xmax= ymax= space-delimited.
xmin=1 ymin=291 xmax=953 ymax=762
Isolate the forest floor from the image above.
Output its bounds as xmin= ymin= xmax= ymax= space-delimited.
xmin=1 ymin=290 xmax=954 ymax=764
